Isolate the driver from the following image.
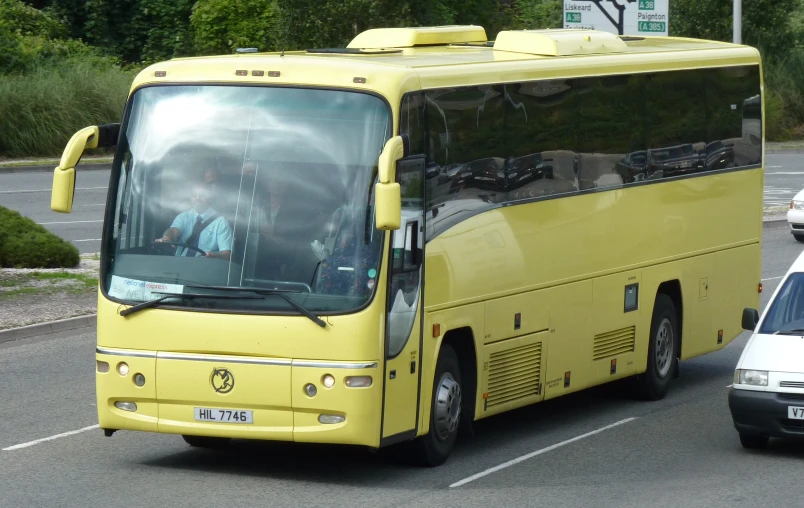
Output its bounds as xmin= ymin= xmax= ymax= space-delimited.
xmin=156 ymin=180 xmax=233 ymax=260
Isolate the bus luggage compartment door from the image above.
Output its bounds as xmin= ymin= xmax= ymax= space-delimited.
xmin=155 ymin=353 xmax=293 ymax=439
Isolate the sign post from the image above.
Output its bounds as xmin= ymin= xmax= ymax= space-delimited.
xmin=563 ymin=0 xmax=669 ymax=37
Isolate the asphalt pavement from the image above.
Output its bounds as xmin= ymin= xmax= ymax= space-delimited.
xmin=1 ymin=223 xmax=803 ymax=508
xmin=0 ymin=154 xmax=802 ymax=256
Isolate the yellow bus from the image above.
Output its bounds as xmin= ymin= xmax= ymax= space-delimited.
xmin=51 ymin=26 xmax=764 ymax=466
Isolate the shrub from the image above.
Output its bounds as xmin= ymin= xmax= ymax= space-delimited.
xmin=0 ymin=54 xmax=135 ymax=157
xmin=0 ymin=205 xmax=80 ymax=268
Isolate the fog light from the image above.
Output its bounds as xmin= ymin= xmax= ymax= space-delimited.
xmin=117 ymin=362 xmax=129 ymax=376
xmin=345 ymin=376 xmax=373 ymax=388
xmin=96 ymin=361 xmax=109 ymax=373
xmin=322 ymin=374 xmax=335 ymax=388
xmin=114 ymin=401 xmax=137 ymax=412
xmin=133 ymin=373 xmax=146 ymax=387
xmin=318 ymin=414 xmax=345 ymax=424
xmin=304 ymin=383 xmax=317 ymax=397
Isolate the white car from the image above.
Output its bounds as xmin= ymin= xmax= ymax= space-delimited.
xmin=729 ymin=250 xmax=804 ymax=449
xmin=787 ymin=188 xmax=804 ymax=242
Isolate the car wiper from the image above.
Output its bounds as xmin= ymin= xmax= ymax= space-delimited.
xmin=187 ymin=285 xmax=326 ymax=328
xmin=773 ymin=328 xmax=804 ymax=335
xmin=119 ymin=292 xmax=263 ymax=317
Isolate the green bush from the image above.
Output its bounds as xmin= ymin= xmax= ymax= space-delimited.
xmin=0 ymin=55 xmax=135 ymax=157
xmin=0 ymin=205 xmax=79 ymax=268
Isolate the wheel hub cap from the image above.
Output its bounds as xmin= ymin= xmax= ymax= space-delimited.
xmin=434 ymin=373 xmax=461 ymax=441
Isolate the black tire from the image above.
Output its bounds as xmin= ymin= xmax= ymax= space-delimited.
xmin=181 ymin=435 xmax=231 ymax=449
xmin=635 ymin=293 xmax=678 ymax=400
xmin=739 ymin=433 xmax=769 ymax=450
xmin=794 ymin=234 xmax=804 ymax=243
xmin=412 ymin=344 xmax=462 ymax=466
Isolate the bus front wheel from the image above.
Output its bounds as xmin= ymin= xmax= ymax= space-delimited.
xmin=635 ymin=293 xmax=678 ymax=401
xmin=413 ymin=344 xmax=462 ymax=466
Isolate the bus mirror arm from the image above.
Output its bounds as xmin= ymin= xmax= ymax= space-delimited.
xmin=375 ymin=135 xmax=409 ymax=230
xmin=51 ymin=123 xmax=119 ymax=213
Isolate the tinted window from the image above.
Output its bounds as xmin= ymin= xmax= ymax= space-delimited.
xmin=646 ymin=70 xmax=707 ymax=179
xmin=708 ymin=65 xmax=762 ymax=168
xmin=400 ymin=86 xmax=505 ymax=239
xmin=505 ymin=79 xmax=579 ymax=200
xmin=401 ymin=65 xmax=762 ymax=240
xmin=578 ymin=74 xmax=645 ymax=188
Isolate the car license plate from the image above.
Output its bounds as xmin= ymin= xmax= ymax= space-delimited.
xmin=194 ymin=407 xmax=253 ymax=424
xmin=788 ymin=406 xmax=804 ymax=420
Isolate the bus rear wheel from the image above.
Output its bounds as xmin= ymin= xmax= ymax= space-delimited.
xmin=182 ymin=435 xmax=231 ymax=448
xmin=635 ymin=293 xmax=678 ymax=401
xmin=413 ymin=344 xmax=462 ymax=466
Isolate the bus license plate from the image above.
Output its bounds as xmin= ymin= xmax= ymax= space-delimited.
xmin=194 ymin=407 xmax=253 ymax=424
xmin=788 ymin=406 xmax=804 ymax=420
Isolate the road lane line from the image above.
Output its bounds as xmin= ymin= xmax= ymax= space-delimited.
xmin=2 ymin=425 xmax=99 ymax=451
xmin=762 ymin=276 xmax=784 ymax=282
xmin=0 ymin=187 xmax=106 ymax=194
xmin=74 ymin=238 xmax=102 ymax=242
xmin=449 ymin=417 xmax=637 ymax=488
xmin=37 ymin=220 xmax=103 ymax=225
xmin=727 ymin=384 xmax=733 ymax=388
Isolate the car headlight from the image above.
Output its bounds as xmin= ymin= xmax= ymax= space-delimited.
xmin=735 ymin=369 xmax=768 ymax=386
xmin=792 ymin=200 xmax=804 ymax=210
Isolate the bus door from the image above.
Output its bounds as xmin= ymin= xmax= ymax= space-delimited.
xmin=381 ymin=156 xmax=425 ymax=443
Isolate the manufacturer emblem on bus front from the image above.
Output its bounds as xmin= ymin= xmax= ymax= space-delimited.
xmin=210 ymin=368 xmax=235 ymax=394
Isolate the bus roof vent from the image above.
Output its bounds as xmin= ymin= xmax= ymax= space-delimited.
xmin=493 ymin=29 xmax=628 ymax=56
xmin=347 ymin=25 xmax=487 ymax=49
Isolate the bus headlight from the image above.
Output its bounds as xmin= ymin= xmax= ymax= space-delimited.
xmin=117 ymin=362 xmax=129 ymax=376
xmin=736 ymin=369 xmax=768 ymax=386
xmin=322 ymin=374 xmax=335 ymax=389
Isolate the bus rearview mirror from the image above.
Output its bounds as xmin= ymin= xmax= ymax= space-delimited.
xmin=374 ymin=182 xmax=401 ymax=230
xmin=51 ymin=125 xmax=101 ymax=213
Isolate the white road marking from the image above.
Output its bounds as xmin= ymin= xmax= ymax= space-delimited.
xmin=766 ymin=172 xmax=804 ymax=175
xmin=449 ymin=417 xmax=637 ymax=488
xmin=74 ymin=238 xmax=102 ymax=242
xmin=0 ymin=187 xmax=106 ymax=194
xmin=766 ymin=165 xmax=783 ymax=168
xmin=726 ymin=384 xmax=733 ymax=388
xmin=81 ymin=204 xmax=105 ymax=207
xmin=37 ymin=220 xmax=103 ymax=225
xmin=2 ymin=425 xmax=99 ymax=451
xmin=762 ymin=276 xmax=784 ymax=282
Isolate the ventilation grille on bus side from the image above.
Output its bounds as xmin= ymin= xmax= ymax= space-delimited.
xmin=593 ymin=326 xmax=635 ymax=361
xmin=487 ymin=342 xmax=541 ymax=408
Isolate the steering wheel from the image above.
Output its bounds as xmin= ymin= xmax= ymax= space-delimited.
xmin=148 ymin=240 xmax=207 ymax=257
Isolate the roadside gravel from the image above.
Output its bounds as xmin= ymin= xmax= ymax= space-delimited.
xmin=0 ymin=255 xmax=99 ymax=330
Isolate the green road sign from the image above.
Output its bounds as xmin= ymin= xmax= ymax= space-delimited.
xmin=639 ymin=0 xmax=655 ymax=9
xmin=638 ymin=21 xmax=666 ymax=32
xmin=565 ymin=12 xmax=581 ymax=23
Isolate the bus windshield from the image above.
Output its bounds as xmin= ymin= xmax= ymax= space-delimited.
xmin=104 ymin=85 xmax=391 ymax=315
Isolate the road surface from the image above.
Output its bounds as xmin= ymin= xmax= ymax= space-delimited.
xmin=1 ymin=224 xmax=803 ymax=508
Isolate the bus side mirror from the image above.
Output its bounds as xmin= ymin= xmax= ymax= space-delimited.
xmin=375 ymin=135 xmax=407 ymax=231
xmin=742 ymin=308 xmax=759 ymax=331
xmin=51 ymin=123 xmax=119 ymax=213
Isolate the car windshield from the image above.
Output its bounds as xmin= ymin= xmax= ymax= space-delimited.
xmin=758 ymin=272 xmax=804 ymax=334
xmin=103 ymin=85 xmax=391 ymax=314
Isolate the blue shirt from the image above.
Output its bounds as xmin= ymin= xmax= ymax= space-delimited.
xmin=170 ymin=208 xmax=233 ymax=256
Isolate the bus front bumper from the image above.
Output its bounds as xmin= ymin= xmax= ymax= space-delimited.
xmin=95 ymin=348 xmax=382 ymax=447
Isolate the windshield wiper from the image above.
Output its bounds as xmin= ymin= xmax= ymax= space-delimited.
xmin=119 ymin=292 xmax=263 ymax=317
xmin=187 ymin=285 xmax=327 ymax=328
xmin=773 ymin=328 xmax=804 ymax=335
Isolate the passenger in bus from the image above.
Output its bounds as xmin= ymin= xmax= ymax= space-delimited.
xmin=156 ymin=180 xmax=233 ymax=260
xmin=253 ymin=170 xmax=324 ymax=282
